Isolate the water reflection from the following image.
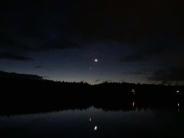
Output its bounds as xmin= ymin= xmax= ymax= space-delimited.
xmin=94 ymin=125 xmax=98 ymax=131
xmin=132 ymin=101 xmax=135 ymax=108
xmin=0 ymin=107 xmax=184 ymax=138
xmin=0 ymin=89 xmax=183 ymax=138
xmin=89 ymin=117 xmax=92 ymax=122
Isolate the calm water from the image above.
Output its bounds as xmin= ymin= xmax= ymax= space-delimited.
xmin=0 ymin=107 xmax=184 ymax=138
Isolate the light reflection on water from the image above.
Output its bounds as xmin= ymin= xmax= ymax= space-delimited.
xmin=0 ymin=107 xmax=184 ymax=138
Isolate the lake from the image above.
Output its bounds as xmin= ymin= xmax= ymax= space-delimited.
xmin=0 ymin=106 xmax=184 ymax=138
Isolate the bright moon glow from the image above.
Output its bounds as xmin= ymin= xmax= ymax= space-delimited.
xmin=94 ymin=58 xmax=98 ymax=63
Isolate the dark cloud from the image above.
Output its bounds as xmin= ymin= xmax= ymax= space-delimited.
xmin=34 ymin=65 xmax=43 ymax=69
xmin=1 ymin=0 xmax=183 ymax=44
xmin=0 ymin=70 xmax=43 ymax=80
xmin=149 ymin=66 xmax=184 ymax=82
xmin=0 ymin=52 xmax=33 ymax=61
xmin=0 ymin=34 xmax=81 ymax=51
xmin=121 ymin=33 xmax=184 ymax=63
xmin=121 ymin=45 xmax=174 ymax=63
xmin=95 ymin=79 xmax=102 ymax=83
xmin=66 ymin=0 xmax=184 ymax=43
xmin=0 ymin=32 xmax=81 ymax=61
xmin=121 ymin=53 xmax=151 ymax=63
xmin=0 ymin=0 xmax=183 ymax=83
xmin=1 ymin=0 xmax=183 ymax=51
xmin=121 ymin=44 xmax=184 ymax=83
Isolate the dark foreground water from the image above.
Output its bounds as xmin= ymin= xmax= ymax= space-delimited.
xmin=0 ymin=107 xmax=184 ymax=138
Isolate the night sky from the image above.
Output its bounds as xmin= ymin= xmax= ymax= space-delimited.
xmin=0 ymin=0 xmax=184 ymax=84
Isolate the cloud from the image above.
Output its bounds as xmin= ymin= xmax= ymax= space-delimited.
xmin=149 ymin=66 xmax=184 ymax=82
xmin=0 ymin=70 xmax=43 ymax=80
xmin=94 ymin=79 xmax=102 ymax=83
xmin=0 ymin=0 xmax=183 ymax=55
xmin=0 ymin=0 xmax=183 ymax=68
xmin=121 ymin=46 xmax=167 ymax=63
xmin=0 ymin=33 xmax=81 ymax=62
xmin=34 ymin=65 xmax=43 ymax=69
xmin=0 ymin=52 xmax=33 ymax=61
xmin=1 ymin=0 xmax=183 ymax=44
xmin=121 ymin=33 xmax=183 ymax=63
xmin=0 ymin=33 xmax=81 ymax=51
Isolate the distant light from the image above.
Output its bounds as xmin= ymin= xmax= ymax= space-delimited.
xmin=178 ymin=103 xmax=180 ymax=107
xmin=94 ymin=126 xmax=98 ymax=131
xmin=94 ymin=58 xmax=98 ymax=63
xmin=131 ymin=89 xmax=136 ymax=94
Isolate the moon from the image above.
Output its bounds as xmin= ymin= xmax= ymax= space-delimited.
xmin=94 ymin=58 xmax=98 ymax=63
